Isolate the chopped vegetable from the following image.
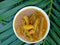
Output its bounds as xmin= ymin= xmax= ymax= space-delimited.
xmin=39 ymin=17 xmax=44 ymax=38
xmin=34 ymin=18 xmax=40 ymax=30
xmin=23 ymin=25 xmax=34 ymax=30
xmin=30 ymin=14 xmax=37 ymax=24
xmin=29 ymin=29 xmax=35 ymax=34
xmin=24 ymin=16 xmax=29 ymax=24
xmin=21 ymin=19 xmax=26 ymax=25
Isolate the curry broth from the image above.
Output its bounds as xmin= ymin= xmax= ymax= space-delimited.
xmin=14 ymin=8 xmax=47 ymax=42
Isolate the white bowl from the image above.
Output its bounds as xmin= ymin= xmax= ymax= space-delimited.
xmin=13 ymin=6 xmax=50 ymax=44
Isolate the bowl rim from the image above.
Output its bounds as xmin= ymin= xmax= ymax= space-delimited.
xmin=13 ymin=6 xmax=50 ymax=44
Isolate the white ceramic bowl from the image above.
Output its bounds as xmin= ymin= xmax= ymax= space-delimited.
xmin=13 ymin=6 xmax=50 ymax=44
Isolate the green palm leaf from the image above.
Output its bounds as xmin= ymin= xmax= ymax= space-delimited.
xmin=0 ymin=0 xmax=23 ymax=10
xmin=0 ymin=0 xmax=60 ymax=45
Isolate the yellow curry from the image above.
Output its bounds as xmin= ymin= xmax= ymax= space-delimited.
xmin=14 ymin=8 xmax=47 ymax=42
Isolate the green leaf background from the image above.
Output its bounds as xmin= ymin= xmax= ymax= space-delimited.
xmin=0 ymin=0 xmax=60 ymax=45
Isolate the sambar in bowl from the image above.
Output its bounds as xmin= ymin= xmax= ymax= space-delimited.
xmin=13 ymin=6 xmax=50 ymax=43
